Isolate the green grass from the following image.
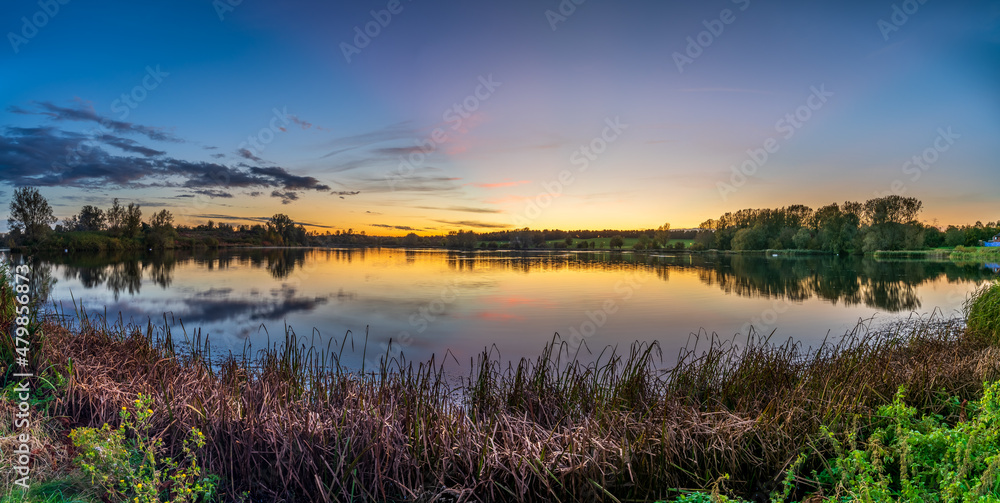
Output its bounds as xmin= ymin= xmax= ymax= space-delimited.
xmin=0 ymin=478 xmax=100 ymax=503
xmin=967 ymin=282 xmax=1000 ymax=344
xmin=951 ymin=246 xmax=1000 ymax=261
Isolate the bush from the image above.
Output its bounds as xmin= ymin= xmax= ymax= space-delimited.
xmin=967 ymin=282 xmax=1000 ymax=344
xmin=69 ymin=394 xmax=218 ymax=503
xmin=813 ymin=382 xmax=1000 ymax=501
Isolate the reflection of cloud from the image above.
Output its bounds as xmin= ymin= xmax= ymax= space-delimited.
xmin=179 ymin=286 xmax=328 ymax=324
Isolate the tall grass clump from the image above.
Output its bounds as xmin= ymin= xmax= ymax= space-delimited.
xmin=966 ymin=282 xmax=1000 ymax=344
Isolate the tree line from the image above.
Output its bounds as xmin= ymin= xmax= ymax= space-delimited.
xmin=6 ymin=188 xmax=996 ymax=254
xmin=692 ymin=195 xmax=997 ymax=254
xmin=4 ymin=187 xmax=308 ymax=251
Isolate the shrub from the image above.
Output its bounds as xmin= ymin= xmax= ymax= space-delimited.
xmin=69 ymin=394 xmax=218 ymax=503
xmin=967 ymin=282 xmax=1000 ymax=344
xmin=813 ymin=382 xmax=1000 ymax=501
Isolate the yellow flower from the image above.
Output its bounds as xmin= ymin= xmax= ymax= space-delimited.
xmin=147 ymin=409 xmax=153 ymax=414
xmin=137 ymin=483 xmax=142 ymax=489
xmin=122 ymin=406 xmax=127 ymax=410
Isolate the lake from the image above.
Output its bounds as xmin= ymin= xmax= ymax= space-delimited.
xmin=13 ymin=248 xmax=999 ymax=369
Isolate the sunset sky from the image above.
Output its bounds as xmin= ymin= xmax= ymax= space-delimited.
xmin=2 ymin=0 xmax=998 ymax=234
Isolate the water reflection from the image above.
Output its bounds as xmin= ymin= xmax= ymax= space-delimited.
xmin=24 ymin=249 xmax=997 ymax=313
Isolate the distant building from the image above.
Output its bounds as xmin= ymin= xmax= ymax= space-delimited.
xmin=987 ymin=234 xmax=1000 ymax=248
xmin=987 ymin=263 xmax=1000 ymax=273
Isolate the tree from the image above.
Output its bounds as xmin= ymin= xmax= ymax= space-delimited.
xmin=123 ymin=203 xmax=142 ymax=238
xmin=731 ymin=227 xmax=766 ymax=251
xmin=8 ymin=187 xmax=57 ymax=244
xmin=267 ymin=213 xmax=306 ymax=246
xmin=147 ymin=209 xmax=176 ymax=249
xmin=655 ymin=223 xmax=671 ymax=246
xmin=106 ymin=198 xmax=125 ymax=236
xmin=609 ymin=235 xmax=624 ymax=250
xmin=78 ymin=205 xmax=106 ymax=231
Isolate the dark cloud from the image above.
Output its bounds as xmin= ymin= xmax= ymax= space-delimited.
xmin=10 ymin=100 xmax=183 ymax=143
xmin=251 ymin=166 xmax=330 ymax=191
xmin=0 ymin=126 xmax=335 ymax=195
xmin=210 ymin=153 xmax=226 ymax=159
xmin=237 ymin=148 xmax=263 ymax=162
xmin=194 ymin=189 xmax=233 ymax=198
xmin=371 ymin=223 xmax=421 ymax=231
xmin=332 ymin=190 xmax=360 ymax=196
xmin=101 ymin=135 xmax=165 ymax=157
xmin=271 ymin=190 xmax=299 ymax=204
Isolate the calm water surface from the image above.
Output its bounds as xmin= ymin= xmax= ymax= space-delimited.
xmin=19 ymin=248 xmax=999 ymax=369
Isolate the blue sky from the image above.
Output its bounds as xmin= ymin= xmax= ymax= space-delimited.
xmin=2 ymin=0 xmax=998 ymax=233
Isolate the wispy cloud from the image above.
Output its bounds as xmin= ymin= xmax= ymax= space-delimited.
xmin=471 ymin=180 xmax=530 ymax=188
xmin=415 ymin=205 xmax=501 ymax=214
xmin=433 ymin=219 xmax=511 ymax=229
xmin=371 ymin=223 xmax=422 ymax=231
xmin=9 ymin=100 xmax=183 ymax=142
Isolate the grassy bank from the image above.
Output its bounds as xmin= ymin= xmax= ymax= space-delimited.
xmin=2 ymin=269 xmax=1000 ymax=501
xmin=951 ymin=246 xmax=1000 ymax=262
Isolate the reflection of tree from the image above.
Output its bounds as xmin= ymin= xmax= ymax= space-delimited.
xmin=105 ymin=261 xmax=142 ymax=300
xmin=264 ymin=249 xmax=308 ymax=279
xmin=50 ymin=251 xmax=177 ymax=300
xmin=147 ymin=253 xmax=177 ymax=289
xmin=426 ymin=251 xmax=992 ymax=313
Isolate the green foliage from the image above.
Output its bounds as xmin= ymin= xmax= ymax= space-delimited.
xmin=815 ymin=382 xmax=1000 ymax=501
xmin=966 ymin=282 xmax=1000 ymax=344
xmin=9 ymin=186 xmax=58 ymax=245
xmin=69 ymin=394 xmax=219 ymax=503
